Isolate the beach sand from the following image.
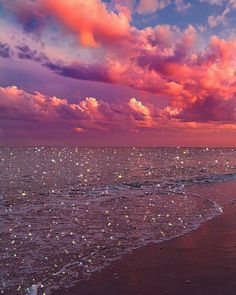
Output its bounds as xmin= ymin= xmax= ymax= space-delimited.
xmin=53 ymin=186 xmax=236 ymax=295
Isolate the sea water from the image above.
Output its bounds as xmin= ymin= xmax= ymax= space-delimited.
xmin=1 ymin=147 xmax=235 ymax=294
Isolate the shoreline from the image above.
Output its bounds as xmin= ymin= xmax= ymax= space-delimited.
xmin=52 ymin=200 xmax=236 ymax=295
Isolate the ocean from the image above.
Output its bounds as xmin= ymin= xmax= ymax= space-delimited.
xmin=1 ymin=147 xmax=235 ymax=294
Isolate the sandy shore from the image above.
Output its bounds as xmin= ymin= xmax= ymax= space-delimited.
xmin=52 ymin=196 xmax=236 ymax=295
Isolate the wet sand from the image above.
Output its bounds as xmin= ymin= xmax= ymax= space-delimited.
xmin=53 ymin=199 xmax=236 ymax=295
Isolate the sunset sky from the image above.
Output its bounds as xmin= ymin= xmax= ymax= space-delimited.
xmin=1 ymin=0 xmax=236 ymax=146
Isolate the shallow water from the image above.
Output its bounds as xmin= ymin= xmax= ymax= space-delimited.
xmin=1 ymin=147 xmax=236 ymax=294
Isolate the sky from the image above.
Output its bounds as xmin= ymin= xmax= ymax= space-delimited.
xmin=1 ymin=0 xmax=236 ymax=146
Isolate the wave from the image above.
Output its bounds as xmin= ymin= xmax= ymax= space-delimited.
xmin=25 ymin=191 xmax=222 ymax=295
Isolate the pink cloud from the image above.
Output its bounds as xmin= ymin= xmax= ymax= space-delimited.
xmin=2 ymin=0 xmax=236 ymax=137
xmin=0 ymin=86 xmax=156 ymax=134
xmin=175 ymin=0 xmax=191 ymax=12
xmin=136 ymin=0 xmax=171 ymax=15
xmin=2 ymin=0 xmax=132 ymax=47
xmin=1 ymin=84 xmax=236 ymax=139
xmin=136 ymin=0 xmax=191 ymax=14
xmin=43 ymin=0 xmax=131 ymax=47
xmin=128 ymin=98 xmax=153 ymax=127
xmin=1 ymin=84 xmax=236 ymax=146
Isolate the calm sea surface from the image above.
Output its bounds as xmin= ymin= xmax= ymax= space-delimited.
xmin=1 ymin=147 xmax=236 ymax=294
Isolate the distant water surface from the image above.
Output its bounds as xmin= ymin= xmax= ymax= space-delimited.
xmin=1 ymin=147 xmax=236 ymax=294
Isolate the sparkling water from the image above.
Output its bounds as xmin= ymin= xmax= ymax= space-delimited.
xmin=1 ymin=147 xmax=235 ymax=294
